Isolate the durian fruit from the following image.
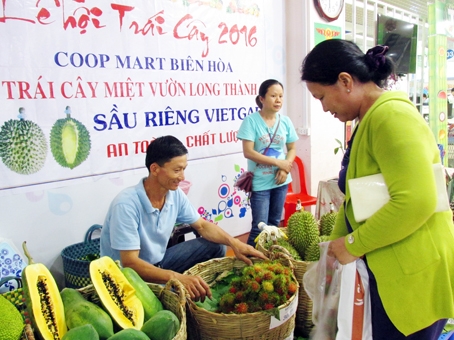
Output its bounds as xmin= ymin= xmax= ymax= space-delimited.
xmin=287 ymin=210 xmax=320 ymax=260
xmin=0 ymin=107 xmax=47 ymax=174
xmin=305 ymin=235 xmax=330 ymax=262
xmin=0 ymin=294 xmax=24 ymax=340
xmin=319 ymin=210 xmax=337 ymax=236
xmin=264 ymin=237 xmax=302 ymax=261
xmin=50 ymin=106 xmax=91 ymax=169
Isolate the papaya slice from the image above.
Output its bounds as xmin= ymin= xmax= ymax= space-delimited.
xmin=22 ymin=241 xmax=67 ymax=340
xmin=121 ymin=267 xmax=163 ymax=321
xmin=89 ymin=256 xmax=144 ymax=330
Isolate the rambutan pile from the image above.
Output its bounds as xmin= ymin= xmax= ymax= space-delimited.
xmin=217 ymin=260 xmax=297 ymax=314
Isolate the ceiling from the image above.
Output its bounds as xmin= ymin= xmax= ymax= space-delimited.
xmin=380 ymin=0 xmax=430 ymax=18
xmin=375 ymin=0 xmax=454 ymax=19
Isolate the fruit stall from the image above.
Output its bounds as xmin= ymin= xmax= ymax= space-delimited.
xmin=0 ymin=207 xmax=338 ymax=340
xmin=1 ymin=207 xmax=453 ymax=340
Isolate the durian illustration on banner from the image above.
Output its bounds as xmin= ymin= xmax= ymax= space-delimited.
xmin=0 ymin=107 xmax=47 ymax=175
xmin=50 ymin=106 xmax=91 ymax=169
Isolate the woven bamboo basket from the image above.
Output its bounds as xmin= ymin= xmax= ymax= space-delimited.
xmin=61 ymin=224 xmax=102 ymax=289
xmin=183 ymin=255 xmax=298 ymax=340
xmin=1 ymin=277 xmax=35 ymax=340
xmin=78 ymin=278 xmax=187 ymax=340
xmin=256 ymin=231 xmax=314 ymax=337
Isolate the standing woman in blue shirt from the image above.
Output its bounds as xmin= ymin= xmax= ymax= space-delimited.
xmin=237 ymin=79 xmax=299 ymax=246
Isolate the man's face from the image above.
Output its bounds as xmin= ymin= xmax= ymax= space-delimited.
xmin=156 ymin=155 xmax=187 ymax=191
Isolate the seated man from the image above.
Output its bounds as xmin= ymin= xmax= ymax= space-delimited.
xmin=100 ymin=135 xmax=267 ymax=302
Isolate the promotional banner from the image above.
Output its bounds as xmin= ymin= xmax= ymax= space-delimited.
xmin=0 ymin=0 xmax=272 ymax=191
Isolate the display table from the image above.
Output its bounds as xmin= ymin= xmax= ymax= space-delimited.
xmin=315 ymin=178 xmax=345 ymax=219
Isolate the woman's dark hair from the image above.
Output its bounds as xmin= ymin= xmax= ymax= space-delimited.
xmin=145 ymin=135 xmax=188 ymax=170
xmin=255 ymin=79 xmax=284 ymax=109
xmin=301 ymin=40 xmax=395 ymax=88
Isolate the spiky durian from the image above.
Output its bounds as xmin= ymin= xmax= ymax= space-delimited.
xmin=50 ymin=106 xmax=91 ymax=169
xmin=319 ymin=211 xmax=338 ymax=236
xmin=0 ymin=108 xmax=47 ymax=175
xmin=287 ymin=210 xmax=319 ymax=259
xmin=304 ymin=240 xmax=321 ymax=262
xmin=304 ymin=235 xmax=330 ymax=262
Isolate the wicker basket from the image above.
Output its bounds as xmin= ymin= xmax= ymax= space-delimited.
xmin=183 ymin=256 xmax=298 ymax=340
xmin=78 ymin=279 xmax=187 ymax=340
xmin=61 ymin=224 xmax=102 ymax=289
xmin=1 ymin=277 xmax=35 ymax=340
xmin=256 ymin=231 xmax=314 ymax=337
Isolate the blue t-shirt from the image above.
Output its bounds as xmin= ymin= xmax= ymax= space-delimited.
xmin=237 ymin=112 xmax=299 ymax=191
xmin=100 ymin=178 xmax=200 ymax=265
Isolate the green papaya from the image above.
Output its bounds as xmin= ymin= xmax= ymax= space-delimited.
xmin=121 ymin=267 xmax=163 ymax=321
xmin=141 ymin=310 xmax=180 ymax=340
xmin=107 ymin=329 xmax=150 ymax=340
xmin=62 ymin=324 xmax=99 ymax=340
xmin=61 ymin=288 xmax=114 ymax=339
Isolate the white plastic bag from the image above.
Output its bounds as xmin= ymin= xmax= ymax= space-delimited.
xmin=336 ymin=259 xmax=372 ymax=340
xmin=303 ymin=242 xmax=342 ymax=340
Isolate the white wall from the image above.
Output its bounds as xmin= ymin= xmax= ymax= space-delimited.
xmin=284 ymin=0 xmax=345 ymax=202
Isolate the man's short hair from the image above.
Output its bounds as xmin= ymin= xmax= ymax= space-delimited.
xmin=145 ymin=135 xmax=188 ymax=170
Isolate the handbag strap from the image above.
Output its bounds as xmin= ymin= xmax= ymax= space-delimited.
xmin=251 ymin=115 xmax=281 ymax=168
xmin=263 ymin=115 xmax=281 ymax=155
xmin=255 ymin=115 xmax=281 ymax=167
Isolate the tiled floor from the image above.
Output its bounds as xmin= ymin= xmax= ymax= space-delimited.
xmin=226 ymin=232 xmax=249 ymax=256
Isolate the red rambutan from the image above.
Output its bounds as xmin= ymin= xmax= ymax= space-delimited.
xmin=262 ymin=270 xmax=274 ymax=281
xmin=249 ymin=280 xmax=261 ymax=293
xmin=235 ymin=302 xmax=249 ymax=314
xmin=264 ymin=303 xmax=275 ymax=310
xmin=253 ymin=264 xmax=264 ymax=274
xmin=259 ymin=291 xmax=269 ymax=303
xmin=235 ymin=290 xmax=245 ymax=301
xmin=288 ymin=282 xmax=297 ymax=295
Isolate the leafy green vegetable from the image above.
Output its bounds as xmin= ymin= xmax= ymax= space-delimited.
xmin=195 ymin=271 xmax=236 ymax=312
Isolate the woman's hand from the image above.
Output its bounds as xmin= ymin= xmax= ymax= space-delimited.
xmin=275 ymin=169 xmax=288 ymax=185
xmin=327 ymin=237 xmax=358 ymax=265
xmin=276 ymin=159 xmax=293 ymax=173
